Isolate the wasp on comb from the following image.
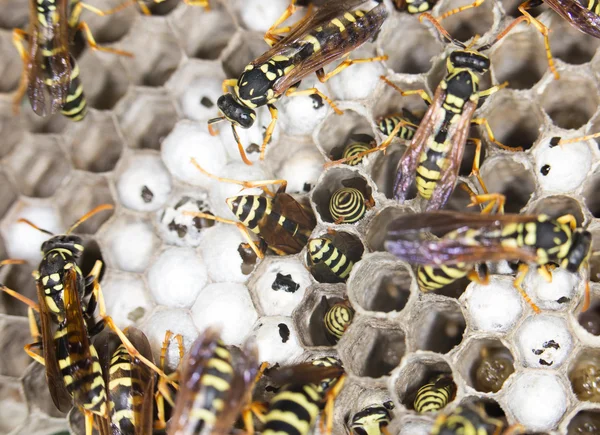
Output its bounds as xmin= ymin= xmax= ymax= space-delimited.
xmin=384 ymin=210 xmax=593 ymax=313
xmin=208 ymin=0 xmax=388 ymax=164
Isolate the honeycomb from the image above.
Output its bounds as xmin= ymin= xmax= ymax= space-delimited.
xmin=1 ymin=0 xmax=600 ymax=433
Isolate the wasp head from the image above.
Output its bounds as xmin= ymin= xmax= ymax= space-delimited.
xmin=448 ymin=50 xmax=490 ymax=74
xmin=41 ymin=234 xmax=85 ymax=258
xmin=562 ymin=229 xmax=592 ymax=273
xmin=217 ymin=94 xmax=256 ymax=129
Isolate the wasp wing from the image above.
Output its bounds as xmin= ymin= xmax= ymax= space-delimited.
xmin=393 ymin=87 xmax=445 ymax=202
xmin=268 ymin=362 xmax=344 ymax=386
xmin=543 ymin=0 xmax=600 ymax=39
xmin=36 ymin=282 xmax=73 ymax=412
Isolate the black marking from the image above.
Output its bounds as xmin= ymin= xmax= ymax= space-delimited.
xmin=265 ymin=384 xmax=280 ymax=393
xmin=543 ymin=340 xmax=560 ymax=349
xmin=557 ymin=296 xmax=570 ymax=304
xmin=168 ymin=219 xmax=188 ymax=238
xmin=549 ymin=137 xmax=561 ymax=147
xmin=309 ymin=94 xmax=324 ymax=109
xmin=200 ymin=96 xmax=214 ymax=108
xmin=272 ymin=273 xmax=300 ymax=293
xmin=539 ymin=359 xmax=553 ymax=366
xmin=303 ymin=182 xmax=312 ymax=193
xmin=278 ymin=323 xmax=290 ymax=343
xmin=541 ymin=164 xmax=550 ymax=176
xmin=532 ymin=349 xmax=544 ymax=355
xmin=141 ymin=186 xmax=154 ymax=203
xmin=246 ymin=143 xmax=261 ymax=154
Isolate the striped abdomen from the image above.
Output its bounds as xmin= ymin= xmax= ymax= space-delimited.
xmin=414 ymin=375 xmax=455 ymax=413
xmin=342 ymin=142 xmax=371 ymax=166
xmin=60 ymin=57 xmax=87 ymax=121
xmin=308 ymin=238 xmax=354 ymax=281
xmin=350 ymin=403 xmax=393 ymax=435
xmin=378 ymin=115 xmax=417 ymax=141
xmin=227 ymin=195 xmax=271 ymax=234
xmin=329 ymin=188 xmax=366 ymax=223
xmin=324 ymin=302 xmax=354 ymax=342
xmin=416 ymin=264 xmax=469 ymax=292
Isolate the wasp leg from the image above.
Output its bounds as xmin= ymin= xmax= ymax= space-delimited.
xmin=263 ymin=0 xmax=310 ymax=46
xmin=73 ymin=0 xmax=146 ymax=17
xmin=382 ymin=428 xmax=392 ymax=435
xmin=465 ymin=138 xmax=488 ymax=194
xmin=556 ymin=214 xmax=577 ymax=230
xmin=83 ymin=259 xmax=103 ymax=298
xmin=381 ymin=75 xmax=432 ymax=105
xmin=437 ymin=0 xmax=487 ymax=19
xmin=183 ymin=0 xmax=210 ymax=11
xmin=155 ymin=330 xmax=182 ymax=430
xmin=23 ymin=308 xmax=46 ymax=365
xmin=285 ymin=87 xmax=343 ymax=115
xmin=468 ymin=193 xmax=506 ymax=215
xmin=260 ymin=104 xmax=279 ymax=160
xmin=553 ymin=132 xmax=600 ymax=146
xmin=320 ymin=374 xmax=346 ymax=435
xmin=471 ymin=117 xmax=521 ymax=152
xmin=11 ymin=28 xmax=30 ymax=115
xmin=538 ymin=264 xmax=554 ymax=283
xmin=514 ymin=263 xmax=541 ymax=313
xmin=316 ymin=55 xmax=389 ymax=83
xmin=517 ymin=0 xmax=558 ymax=79
xmin=467 ymin=267 xmax=490 ymax=285
xmin=241 ymin=361 xmax=269 ymax=434
xmin=74 ymin=21 xmax=133 ymax=57
xmin=222 ymin=78 xmax=238 ymax=94
xmin=582 ymin=281 xmax=591 ymax=313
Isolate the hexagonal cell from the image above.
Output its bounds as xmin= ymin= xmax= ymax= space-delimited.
xmin=338 ymin=383 xmax=395 ymax=434
xmin=275 ymin=145 xmax=325 ymax=194
xmin=339 ymin=317 xmax=406 ymax=379
xmin=0 ymin=169 xmax=18 ymax=220
xmin=22 ymin=362 xmax=65 ymax=418
xmin=568 ymin=348 xmax=600 ymax=403
xmin=78 ymin=49 xmax=129 ymax=111
xmin=527 ymin=195 xmax=585 ymax=227
xmin=157 ymin=190 xmax=214 ymax=246
xmin=6 ymin=134 xmax=70 ymax=198
xmin=534 ymin=138 xmax=594 ymax=193
xmin=0 ymin=29 xmax=22 ymax=94
xmin=548 ymin=14 xmax=600 ymax=66
xmin=411 ymin=299 xmax=466 ymax=354
xmin=490 ymin=25 xmax=547 ymax=90
xmin=582 ymin=166 xmax=600 ymax=218
xmin=221 ymin=31 xmax=271 ymax=79
xmin=566 ymin=409 xmax=600 ymax=434
xmin=292 ymin=284 xmax=348 ymax=348
xmin=347 ymin=252 xmax=412 ymax=314
xmin=378 ymin=14 xmax=443 ymax=75
xmin=0 ymin=314 xmax=35 ymax=377
xmin=249 ymin=316 xmax=305 ymax=366
xmin=504 ymin=371 xmax=569 ymax=431
xmin=250 ymin=256 xmax=312 ymax=317
xmin=457 ymin=338 xmax=515 ymax=393
xmin=113 ymin=88 xmax=177 ymax=150
xmin=306 ymin=230 xmax=364 ymax=283
xmin=169 ymin=2 xmax=236 ymax=60
xmin=74 ymin=0 xmax=138 ymax=44
xmin=365 ymin=206 xmax=414 ymax=251
xmin=102 ymin=272 xmax=153 ymax=328
xmin=100 ymin=213 xmax=160 ymax=273
xmin=312 ymin=167 xmax=375 ymax=224
xmin=392 ymin=353 xmax=456 ymax=414
xmin=278 ymin=79 xmax=332 ymax=137
xmin=479 ymin=156 xmax=535 ymax=213
xmin=0 ymin=100 xmax=25 ymax=158
xmin=64 ymin=110 xmax=124 ymax=172
xmin=57 ymin=175 xmax=115 ymax=234
xmin=0 ymin=376 xmax=27 ymax=433
xmin=515 ymin=314 xmax=573 ymax=369
xmin=435 ymin=0 xmax=495 ymax=43
xmin=483 ymin=92 xmax=543 ymax=150
xmin=316 ymin=109 xmax=375 ymax=161
xmin=118 ymin=17 xmax=182 ymax=86
xmin=539 ymin=74 xmax=599 ymax=130
xmin=577 ymin=285 xmax=600 ymax=335
xmin=0 ymin=0 xmax=28 ymax=29
xmin=0 ymin=261 xmax=34 ymax=318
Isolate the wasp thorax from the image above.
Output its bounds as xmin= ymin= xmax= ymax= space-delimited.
xmin=41 ymin=235 xmax=84 ymax=257
xmin=217 ymin=94 xmax=256 ymax=129
xmin=563 ymin=230 xmax=593 ymax=273
xmin=448 ymin=50 xmax=490 ymax=74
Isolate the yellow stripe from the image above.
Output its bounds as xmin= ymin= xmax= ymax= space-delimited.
xmin=331 ymin=18 xmax=345 ymax=31
xmin=207 ymin=357 xmax=233 ymax=374
xmin=202 ymin=373 xmax=230 ymax=391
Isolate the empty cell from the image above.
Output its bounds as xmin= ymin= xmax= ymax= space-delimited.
xmin=436 ymin=0 xmax=495 ymax=43
xmin=199 ymin=225 xmax=252 ymax=283
xmin=279 ymin=78 xmax=331 ymax=136
xmin=76 ymin=0 xmax=137 ymax=44
xmin=413 ymin=301 xmax=466 ymax=354
xmin=66 ymin=111 xmax=124 ymax=172
xmin=540 ymin=75 xmax=598 ymax=130
xmin=534 ymin=139 xmax=593 ymax=193
xmin=505 ymin=371 xmax=568 ymax=431
xmin=479 ymin=156 xmax=535 ymax=213
xmin=102 ymin=273 xmax=153 ymax=328
xmin=0 ymin=378 xmax=27 ymax=433
xmin=117 ymin=153 xmax=172 ymax=212
xmin=115 ymin=89 xmax=178 ymax=150
xmin=275 ymin=145 xmax=324 ymax=194
xmin=0 ymin=261 xmax=37 ymax=318
xmin=316 ymin=109 xmax=375 ymax=160
xmin=522 ymin=264 xmax=579 ymax=311
xmin=464 ymin=277 xmax=523 ymax=333
xmin=79 ymin=50 xmax=129 ymax=111
xmin=515 ymin=314 xmax=573 ymax=368
xmin=249 ymin=316 xmax=304 ymax=366
xmin=161 ymin=120 xmax=227 ymax=187
xmin=569 ymin=349 xmax=600 ymax=403
xmin=566 ymin=410 xmax=600 ymax=435
xmin=191 ymin=282 xmax=258 ymax=347
xmin=158 ymin=191 xmax=214 ymax=247
xmin=0 ymin=170 xmax=17 ymax=220
xmin=21 ymin=363 xmax=64 ymax=418
xmin=0 ymin=29 xmax=22 ymax=94
xmin=582 ymin=167 xmax=600 ymax=218
xmin=147 ymin=247 xmax=208 ymax=308
xmin=6 ymin=135 xmax=71 ymax=198
xmin=251 ymin=257 xmax=312 ymax=316
xmin=102 ymin=214 xmax=159 ymax=272
xmin=457 ymin=337 xmax=515 ymax=393
xmin=548 ymin=15 xmax=600 ymax=66
xmin=339 ymin=318 xmax=406 ymax=378
xmin=0 ymin=314 xmax=35 ymax=377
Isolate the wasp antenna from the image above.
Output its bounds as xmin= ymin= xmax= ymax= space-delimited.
xmin=0 ymin=259 xmax=26 ymax=267
xmin=419 ymin=12 xmax=465 ymax=48
xmin=67 ymin=204 xmax=114 ymax=234
xmin=479 ymin=15 xmax=530 ymax=51
xmin=17 ymin=219 xmax=55 ymax=236
xmin=208 ymin=116 xmax=226 ymax=125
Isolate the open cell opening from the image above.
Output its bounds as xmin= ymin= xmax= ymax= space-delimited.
xmin=79 ymin=52 xmax=129 ymax=112
xmin=445 ymin=181 xmax=475 ymax=213
xmin=222 ymin=33 xmax=271 ymax=79
xmin=566 ymin=410 xmax=600 ymax=434
xmin=306 ymin=230 xmax=364 ymax=284
xmin=0 ymin=0 xmax=28 ymax=29
xmin=144 ymin=0 xmax=179 ymax=15
xmin=578 ymin=291 xmax=600 ymax=336
xmin=365 ymin=206 xmax=413 ymax=252
xmin=79 ymin=237 xmax=106 ymax=284
xmin=436 ymin=0 xmax=495 ymax=43
xmin=340 ymin=320 xmax=406 ymax=379
xmin=413 ymin=302 xmax=466 ymax=354
xmin=0 ymin=170 xmax=17 ymax=219
xmin=540 ymin=75 xmax=599 ymax=130
xmin=370 ymin=144 xmax=410 ymax=200
xmin=75 ymin=0 xmax=137 ymax=44
xmin=483 ymin=94 xmax=542 ymax=150
xmin=549 ymin=18 xmax=600 ymax=66
xmin=583 ymin=169 xmax=600 ymax=218
xmin=568 ymin=348 xmax=600 ymax=403
xmin=501 ymin=0 xmax=527 ymax=17
xmin=59 ymin=176 xmax=115 ymax=235
xmin=317 ymin=109 xmax=375 ymax=160
xmin=479 ymin=157 xmax=535 ymax=213
xmin=0 ymin=261 xmax=36 ymax=318
xmin=459 ymin=338 xmax=515 ymax=393
xmin=527 ymin=195 xmax=585 ymax=227
xmin=305 ymin=294 xmax=348 ymax=347
xmin=590 ymin=230 xmax=600 ymax=284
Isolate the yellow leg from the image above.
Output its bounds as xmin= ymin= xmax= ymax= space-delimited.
xmin=468 ymin=193 xmax=506 ymax=214
xmin=518 ymin=0 xmax=559 ymax=80
xmin=467 ymin=267 xmax=489 ymax=285
xmin=556 ymin=214 xmax=577 ymax=230
xmin=514 ymin=263 xmax=541 ymax=313
xmin=11 ymin=28 xmax=30 ymax=115
xmin=438 ymin=0 xmax=487 ymax=20
xmin=73 ymin=0 xmax=143 ymax=18
xmin=76 ymin=21 xmax=133 ymax=57
xmin=154 ymin=330 xmax=181 ymax=429
xmin=556 ymin=132 xmax=600 ymax=146
xmin=582 ymin=281 xmax=591 ymax=313
xmin=222 ymin=78 xmax=238 ymax=94
xmin=466 ymin=138 xmax=487 ymax=194
xmin=24 ymin=309 xmax=45 ymax=365
xmin=259 ymin=104 xmax=279 ymax=160
xmin=382 ymin=428 xmax=391 ymax=435
xmin=538 ymin=264 xmax=553 ymax=283
xmin=477 ymin=81 xmax=508 ymax=100
xmin=471 ymin=118 xmax=521 ymax=152
xmin=183 ymin=0 xmax=210 ymax=11
xmin=381 ymin=75 xmax=432 ymax=105
xmin=263 ymin=0 xmax=309 ymax=46
xmin=84 ymin=410 xmax=94 ymax=435
xmin=286 ymin=87 xmax=343 ymax=114
xmin=0 ymin=285 xmax=40 ymax=312
xmin=316 ymin=55 xmax=389 ymax=83
xmin=320 ymin=374 xmax=346 ymax=435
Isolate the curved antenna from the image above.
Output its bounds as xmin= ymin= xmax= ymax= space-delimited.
xmin=208 ymin=116 xmax=226 ymax=125
xmin=66 ymin=204 xmax=114 ymax=234
xmin=419 ymin=13 xmax=466 ymax=49
xmin=478 ymin=15 xmax=530 ymax=51
xmin=17 ymin=219 xmax=55 ymax=236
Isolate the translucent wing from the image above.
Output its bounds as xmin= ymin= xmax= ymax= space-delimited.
xmin=268 ymin=361 xmax=344 ymax=386
xmin=543 ymin=0 xmax=600 ymax=38
xmin=125 ymin=328 xmax=156 ymax=435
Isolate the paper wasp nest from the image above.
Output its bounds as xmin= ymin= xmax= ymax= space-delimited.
xmin=0 ymin=0 xmax=599 ymax=433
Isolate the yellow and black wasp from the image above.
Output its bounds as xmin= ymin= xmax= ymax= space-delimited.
xmin=262 ymin=356 xmax=346 ymax=435
xmin=392 ymin=0 xmax=437 ymax=14
xmin=384 ymin=210 xmax=593 ymax=313
xmin=323 ymin=300 xmax=354 ymax=344
xmin=431 ymin=401 xmax=525 ymax=435
xmin=307 ymin=231 xmax=363 ymax=283
xmin=413 ymin=374 xmax=456 ymax=414
xmin=168 ymin=327 xmax=265 ymax=435
xmin=186 ymin=159 xmax=316 ymax=259
xmin=208 ymin=0 xmax=388 ymax=164
xmin=347 ymin=400 xmax=394 ymax=435
xmin=12 ymin=0 xmax=131 ymax=121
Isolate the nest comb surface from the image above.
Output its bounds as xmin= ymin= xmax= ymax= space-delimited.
xmin=1 ymin=0 xmax=600 ymax=433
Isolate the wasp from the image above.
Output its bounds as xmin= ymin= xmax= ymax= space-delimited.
xmin=431 ymin=402 xmax=525 ymax=435
xmin=329 ymin=186 xmax=374 ymax=224
xmin=384 ymin=210 xmax=593 ymax=313
xmin=474 ymin=347 xmax=515 ymax=393
xmin=348 ymin=400 xmax=394 ymax=435
xmin=208 ymin=0 xmax=388 ymax=164
xmin=307 ymin=233 xmax=362 ymax=283
xmin=12 ymin=0 xmax=132 ymax=120
xmin=323 ymin=300 xmax=354 ymax=343
xmin=169 ymin=327 xmax=266 ymax=435
xmin=413 ymin=374 xmax=456 ymax=414
xmin=186 ymin=159 xmax=316 ymax=259
xmin=262 ymin=356 xmax=346 ymax=435
xmin=392 ymin=0 xmax=437 ymax=13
